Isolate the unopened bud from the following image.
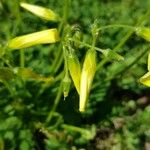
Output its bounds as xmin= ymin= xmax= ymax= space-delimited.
xmin=20 ymin=2 xmax=59 ymax=21
xmin=79 ymin=49 xmax=96 ymax=112
xmin=62 ymin=74 xmax=71 ymax=98
xmin=8 ymin=29 xmax=60 ymax=50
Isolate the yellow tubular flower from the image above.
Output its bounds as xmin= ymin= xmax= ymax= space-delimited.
xmin=135 ymin=27 xmax=150 ymax=42
xmin=8 ymin=29 xmax=60 ymax=50
xmin=20 ymin=2 xmax=59 ymax=21
xmin=148 ymin=53 xmax=150 ymax=71
xmin=68 ymin=52 xmax=81 ymax=94
xmin=139 ymin=71 xmax=150 ymax=86
xmin=79 ymin=49 xmax=96 ymax=112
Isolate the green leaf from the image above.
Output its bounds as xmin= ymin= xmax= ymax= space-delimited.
xmin=15 ymin=67 xmax=54 ymax=83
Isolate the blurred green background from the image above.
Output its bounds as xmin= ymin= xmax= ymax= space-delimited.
xmin=0 ymin=0 xmax=150 ymax=149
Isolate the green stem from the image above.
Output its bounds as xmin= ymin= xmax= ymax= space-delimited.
xmin=68 ymin=38 xmax=106 ymax=53
xmin=50 ymin=47 xmax=62 ymax=74
xmin=63 ymin=46 xmax=69 ymax=76
xmin=113 ymin=30 xmax=133 ymax=51
xmin=106 ymin=45 xmax=150 ymax=81
xmin=97 ymin=10 xmax=150 ymax=71
xmin=46 ymin=83 xmax=63 ymax=124
xmin=50 ymin=0 xmax=70 ymax=74
xmin=63 ymin=0 xmax=70 ymax=25
xmin=98 ymin=24 xmax=134 ymax=31
xmin=53 ymin=71 xmax=64 ymax=83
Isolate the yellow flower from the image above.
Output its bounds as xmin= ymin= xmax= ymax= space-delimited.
xmin=140 ymin=71 xmax=150 ymax=86
xmin=79 ymin=49 xmax=96 ymax=112
xmin=8 ymin=29 xmax=60 ymax=50
xmin=140 ymin=53 xmax=150 ymax=86
xmin=20 ymin=2 xmax=59 ymax=21
xmin=135 ymin=27 xmax=150 ymax=42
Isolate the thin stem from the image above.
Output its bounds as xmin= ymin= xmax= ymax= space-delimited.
xmin=63 ymin=46 xmax=69 ymax=76
xmin=68 ymin=38 xmax=104 ymax=53
xmin=63 ymin=0 xmax=70 ymax=25
xmin=58 ymin=0 xmax=70 ymax=33
xmin=106 ymin=45 xmax=150 ymax=81
xmin=50 ymin=0 xmax=70 ymax=74
xmin=113 ymin=30 xmax=133 ymax=51
xmin=50 ymin=47 xmax=63 ymax=74
xmin=53 ymin=71 xmax=64 ymax=83
xmin=46 ymin=83 xmax=63 ymax=124
xmin=96 ymin=10 xmax=150 ymax=71
xmin=98 ymin=24 xmax=135 ymax=31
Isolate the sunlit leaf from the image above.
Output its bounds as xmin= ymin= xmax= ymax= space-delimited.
xmin=16 ymin=68 xmax=54 ymax=82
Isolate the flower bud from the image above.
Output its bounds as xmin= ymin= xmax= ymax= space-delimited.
xmin=79 ymin=49 xmax=96 ymax=112
xmin=68 ymin=52 xmax=81 ymax=94
xmin=135 ymin=27 xmax=150 ymax=42
xmin=20 ymin=2 xmax=59 ymax=21
xmin=8 ymin=29 xmax=60 ymax=50
xmin=62 ymin=74 xmax=71 ymax=98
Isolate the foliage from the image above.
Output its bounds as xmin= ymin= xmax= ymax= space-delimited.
xmin=0 ymin=0 xmax=150 ymax=149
